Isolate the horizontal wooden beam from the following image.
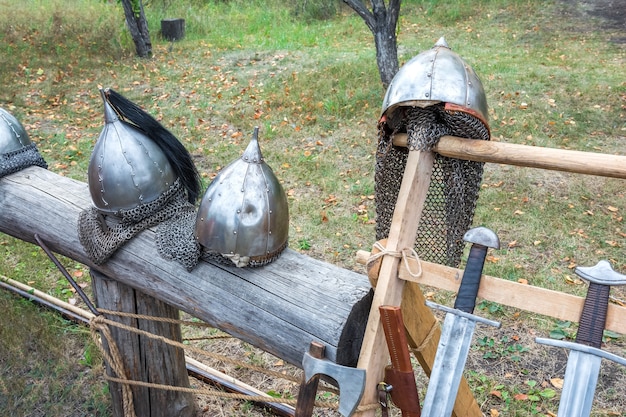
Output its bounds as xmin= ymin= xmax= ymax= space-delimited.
xmin=356 ymin=250 xmax=626 ymax=335
xmin=0 ymin=167 xmax=371 ymax=367
xmin=392 ymin=133 xmax=626 ymax=179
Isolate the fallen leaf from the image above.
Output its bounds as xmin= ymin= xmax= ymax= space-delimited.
xmin=514 ymin=210 xmax=524 ymax=215
xmin=607 ymin=206 xmax=618 ymax=212
xmin=72 ymin=270 xmax=83 ymax=278
xmin=518 ymin=278 xmax=529 ymax=285
xmin=490 ymin=409 xmax=500 ymax=417
xmin=68 ymin=298 xmax=77 ymax=305
xmin=514 ymin=393 xmax=528 ymax=401
xmin=550 ymin=378 xmax=564 ymax=389
xmin=489 ymin=390 xmax=502 ymax=399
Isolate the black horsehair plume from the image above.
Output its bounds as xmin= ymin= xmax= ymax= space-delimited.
xmin=103 ymin=88 xmax=201 ymax=204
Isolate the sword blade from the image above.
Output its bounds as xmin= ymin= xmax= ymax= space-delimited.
xmin=557 ymin=351 xmax=601 ymax=417
xmin=421 ymin=313 xmax=477 ymax=417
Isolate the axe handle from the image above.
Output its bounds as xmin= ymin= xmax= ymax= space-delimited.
xmin=295 ymin=342 xmax=324 ymax=417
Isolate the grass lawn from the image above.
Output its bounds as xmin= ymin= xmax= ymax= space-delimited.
xmin=0 ymin=0 xmax=624 ymax=416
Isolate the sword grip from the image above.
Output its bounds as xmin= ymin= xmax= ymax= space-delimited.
xmin=454 ymin=244 xmax=487 ymax=313
xmin=576 ymin=283 xmax=609 ymax=349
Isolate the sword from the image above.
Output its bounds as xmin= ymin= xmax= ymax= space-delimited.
xmin=536 ymin=260 xmax=626 ymax=417
xmin=421 ymin=226 xmax=501 ymax=417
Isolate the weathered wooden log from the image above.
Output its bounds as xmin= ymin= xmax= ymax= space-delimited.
xmin=0 ymin=166 xmax=371 ymax=367
xmin=161 ymin=18 xmax=185 ymax=41
xmin=91 ymin=270 xmax=196 ymax=417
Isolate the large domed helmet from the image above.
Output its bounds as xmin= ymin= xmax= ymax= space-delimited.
xmin=375 ymin=37 xmax=491 ymax=268
xmin=0 ymin=107 xmax=47 ymax=177
xmin=381 ymin=37 xmax=489 ymax=130
xmin=195 ymin=127 xmax=289 ymax=268
xmin=78 ymin=88 xmax=201 ymax=269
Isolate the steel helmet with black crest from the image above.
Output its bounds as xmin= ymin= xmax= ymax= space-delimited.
xmin=376 ymin=37 xmax=491 ymax=268
xmin=78 ymin=88 xmax=202 ymax=270
xmin=0 ymin=107 xmax=47 ymax=177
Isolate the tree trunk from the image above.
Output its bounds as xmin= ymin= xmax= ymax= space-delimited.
xmin=161 ymin=18 xmax=185 ymax=41
xmin=343 ymin=0 xmax=401 ymax=89
xmin=372 ymin=20 xmax=399 ymax=89
xmin=120 ymin=0 xmax=152 ymax=58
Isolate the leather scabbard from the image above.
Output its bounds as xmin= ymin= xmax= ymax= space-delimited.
xmin=380 ymin=306 xmax=421 ymax=416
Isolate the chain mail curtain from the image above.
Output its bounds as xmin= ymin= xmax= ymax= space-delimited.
xmin=375 ymin=104 xmax=490 ymax=268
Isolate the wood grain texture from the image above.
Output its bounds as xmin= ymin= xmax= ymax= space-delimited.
xmin=92 ymin=271 xmax=197 ymax=417
xmin=357 ymin=250 xmax=626 ymax=335
xmin=0 ymin=167 xmax=371 ymax=367
xmin=354 ymin=150 xmax=481 ymax=417
xmin=392 ymin=133 xmax=626 ymax=179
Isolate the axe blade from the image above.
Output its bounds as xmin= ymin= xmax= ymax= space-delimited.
xmin=302 ymin=352 xmax=366 ymax=416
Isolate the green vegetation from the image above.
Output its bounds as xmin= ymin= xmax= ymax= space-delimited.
xmin=0 ymin=0 xmax=624 ymax=416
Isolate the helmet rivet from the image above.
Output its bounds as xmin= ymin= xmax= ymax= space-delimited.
xmin=425 ymin=93 xmax=430 ymax=97
xmin=233 ymin=231 xmax=237 ymax=235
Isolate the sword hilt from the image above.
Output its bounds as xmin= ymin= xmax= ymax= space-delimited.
xmin=574 ymin=260 xmax=626 ymax=348
xmin=454 ymin=227 xmax=500 ymax=314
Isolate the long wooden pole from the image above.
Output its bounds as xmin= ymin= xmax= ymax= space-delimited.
xmin=392 ymin=134 xmax=626 ymax=179
xmin=354 ymin=150 xmax=435 ymax=416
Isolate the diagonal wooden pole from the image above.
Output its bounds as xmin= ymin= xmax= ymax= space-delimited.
xmin=354 ymin=148 xmax=482 ymax=417
xmin=355 ymin=149 xmax=432 ymax=415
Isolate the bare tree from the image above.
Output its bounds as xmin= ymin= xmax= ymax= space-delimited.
xmin=342 ymin=0 xmax=401 ymax=89
xmin=120 ymin=0 xmax=152 ymax=58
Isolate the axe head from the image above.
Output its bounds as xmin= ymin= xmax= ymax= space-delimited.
xmin=302 ymin=352 xmax=366 ymax=416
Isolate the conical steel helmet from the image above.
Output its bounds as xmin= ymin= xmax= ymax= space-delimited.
xmin=87 ymin=89 xmax=177 ymax=214
xmin=0 ymin=107 xmax=31 ymax=153
xmin=195 ymin=127 xmax=289 ymax=267
xmin=0 ymin=107 xmax=48 ymax=177
xmin=381 ymin=37 xmax=489 ymax=126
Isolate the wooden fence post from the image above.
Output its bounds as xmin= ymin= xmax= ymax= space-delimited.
xmin=91 ymin=269 xmax=196 ymax=417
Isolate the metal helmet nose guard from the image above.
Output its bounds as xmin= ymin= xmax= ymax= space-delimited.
xmin=376 ymin=37 xmax=491 ymax=268
xmin=78 ymin=88 xmax=201 ymax=270
xmin=195 ymin=127 xmax=289 ymax=268
xmin=0 ymin=107 xmax=47 ymax=177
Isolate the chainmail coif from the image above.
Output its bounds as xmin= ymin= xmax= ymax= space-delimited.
xmin=0 ymin=143 xmax=48 ymax=178
xmin=375 ymin=104 xmax=490 ymax=268
xmin=78 ymin=178 xmax=200 ymax=271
